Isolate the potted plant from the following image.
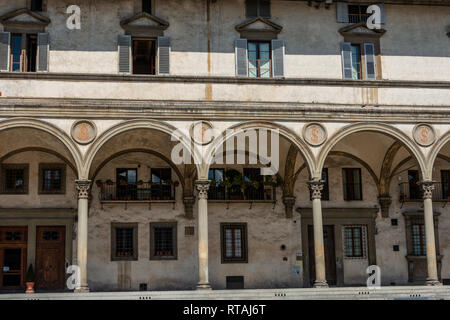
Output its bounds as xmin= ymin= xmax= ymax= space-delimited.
xmin=95 ymin=179 xmax=103 ymax=187
xmin=106 ymin=179 xmax=114 ymax=186
xmin=119 ymin=179 xmax=128 ymax=186
xmin=25 ymin=264 xmax=35 ymax=294
xmin=137 ymin=180 xmax=144 ymax=186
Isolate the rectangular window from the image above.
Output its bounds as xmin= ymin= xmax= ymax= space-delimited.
xmin=221 ymin=223 xmax=248 ymax=263
xmin=343 ymin=226 xmax=366 ymax=258
xmin=31 ymin=0 xmax=43 ymax=12
xmin=10 ymin=34 xmax=37 ymax=72
xmin=412 ymin=222 xmax=426 ymax=256
xmin=132 ymin=38 xmax=156 ymax=75
xmin=441 ymin=170 xmax=450 ymax=199
xmin=246 ymin=0 xmax=271 ymax=18
xmin=408 ymin=170 xmax=421 ymax=200
xmin=350 ymin=44 xmax=362 ymax=80
xmin=248 ymin=41 xmax=271 ymax=78
xmin=348 ymin=5 xmax=369 ymax=23
xmin=243 ymin=168 xmax=264 ymax=200
xmin=1 ymin=164 xmax=28 ymax=194
xmin=342 ymin=168 xmax=362 ymax=200
xmin=11 ymin=34 xmax=22 ymax=72
xmin=116 ymin=168 xmax=137 ymax=200
xmin=208 ymin=168 xmax=225 ymax=200
xmin=39 ymin=164 xmax=66 ymax=194
xmin=111 ymin=223 xmax=138 ymax=261
xmin=151 ymin=168 xmax=172 ymax=200
xmin=142 ymin=0 xmax=152 ymax=14
xmin=150 ymin=222 xmax=177 ymax=260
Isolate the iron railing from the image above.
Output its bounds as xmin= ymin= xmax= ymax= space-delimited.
xmin=100 ymin=183 xmax=176 ymax=201
xmin=399 ymin=182 xmax=449 ymax=202
xmin=208 ymin=184 xmax=276 ymax=201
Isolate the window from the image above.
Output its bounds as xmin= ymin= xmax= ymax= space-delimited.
xmin=31 ymin=0 xmax=43 ymax=12
xmin=341 ymin=41 xmax=378 ymax=80
xmin=10 ymin=34 xmax=37 ymax=72
xmin=343 ymin=226 xmax=366 ymax=258
xmin=350 ymin=44 xmax=362 ymax=80
xmin=246 ymin=0 xmax=270 ymax=18
xmin=150 ymin=222 xmax=177 ymax=260
xmin=408 ymin=170 xmax=421 ymax=200
xmin=116 ymin=168 xmax=137 ymax=200
xmin=142 ymin=0 xmax=152 ymax=14
xmin=411 ymin=222 xmax=426 ymax=256
xmin=342 ymin=168 xmax=362 ymax=200
xmin=348 ymin=4 xmax=369 ymax=23
xmin=151 ymin=168 xmax=172 ymax=200
xmin=441 ymin=170 xmax=450 ymax=199
xmin=111 ymin=223 xmax=138 ymax=261
xmin=1 ymin=164 xmax=28 ymax=194
xmin=208 ymin=168 xmax=225 ymax=200
xmin=132 ymin=38 xmax=156 ymax=75
xmin=243 ymin=168 xmax=264 ymax=200
xmin=221 ymin=223 xmax=248 ymax=263
xmin=38 ymin=164 xmax=66 ymax=194
xmin=248 ymin=41 xmax=271 ymax=78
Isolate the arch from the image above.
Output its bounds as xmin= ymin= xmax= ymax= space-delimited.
xmin=392 ymin=154 xmax=450 ymax=180
xmin=428 ymin=130 xmax=450 ymax=178
xmin=89 ymin=148 xmax=185 ymax=189
xmin=203 ymin=120 xmax=315 ymax=180
xmin=316 ymin=122 xmax=427 ymax=180
xmin=0 ymin=147 xmax=78 ymax=175
xmin=84 ymin=119 xmax=202 ymax=180
xmin=0 ymin=118 xmax=82 ymax=177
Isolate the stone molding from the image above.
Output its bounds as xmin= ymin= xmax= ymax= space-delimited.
xmin=195 ymin=180 xmax=210 ymax=200
xmin=76 ymin=180 xmax=91 ymax=199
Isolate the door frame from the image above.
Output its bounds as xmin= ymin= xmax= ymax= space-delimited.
xmin=300 ymin=207 xmax=377 ymax=287
xmin=0 ymin=226 xmax=28 ymax=290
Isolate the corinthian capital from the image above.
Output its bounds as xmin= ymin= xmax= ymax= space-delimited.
xmin=76 ymin=180 xmax=91 ymax=199
xmin=195 ymin=180 xmax=210 ymax=200
xmin=418 ymin=180 xmax=436 ymax=200
xmin=308 ymin=180 xmax=324 ymax=200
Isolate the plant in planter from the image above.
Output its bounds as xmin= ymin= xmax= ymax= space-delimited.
xmin=25 ymin=264 xmax=35 ymax=294
xmin=119 ymin=179 xmax=128 ymax=186
xmin=95 ymin=180 xmax=103 ymax=188
xmin=106 ymin=179 xmax=114 ymax=186
xmin=137 ymin=180 xmax=144 ymax=186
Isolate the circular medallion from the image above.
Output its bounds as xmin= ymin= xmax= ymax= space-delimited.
xmin=71 ymin=120 xmax=97 ymax=145
xmin=413 ymin=123 xmax=436 ymax=147
xmin=190 ymin=120 xmax=214 ymax=145
xmin=303 ymin=123 xmax=327 ymax=146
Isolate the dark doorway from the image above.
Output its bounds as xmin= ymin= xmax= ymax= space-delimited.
xmin=308 ymin=225 xmax=337 ymax=286
xmin=0 ymin=226 xmax=27 ymax=290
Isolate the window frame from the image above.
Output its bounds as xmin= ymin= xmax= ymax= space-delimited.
xmin=132 ymin=37 xmax=157 ymax=75
xmin=150 ymin=222 xmax=178 ymax=260
xmin=10 ymin=33 xmax=38 ymax=73
xmin=411 ymin=221 xmax=426 ymax=256
xmin=38 ymin=163 xmax=66 ymax=195
xmin=247 ymin=40 xmax=272 ymax=78
xmin=441 ymin=170 xmax=450 ymax=199
xmin=221 ymin=223 xmax=248 ymax=263
xmin=342 ymin=168 xmax=363 ymax=201
xmin=1 ymin=164 xmax=29 ymax=195
xmin=245 ymin=0 xmax=271 ymax=18
xmin=111 ymin=223 xmax=139 ymax=261
xmin=343 ymin=225 xmax=367 ymax=258
xmin=342 ymin=36 xmax=382 ymax=80
xmin=30 ymin=0 xmax=43 ymax=12
xmin=347 ymin=4 xmax=370 ymax=24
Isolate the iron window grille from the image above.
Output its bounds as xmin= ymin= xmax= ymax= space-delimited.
xmin=150 ymin=222 xmax=177 ymax=260
xmin=221 ymin=223 xmax=248 ymax=263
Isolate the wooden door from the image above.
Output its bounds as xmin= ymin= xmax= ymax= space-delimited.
xmin=0 ymin=226 xmax=27 ymax=290
xmin=35 ymin=226 xmax=65 ymax=290
xmin=308 ymin=225 xmax=337 ymax=286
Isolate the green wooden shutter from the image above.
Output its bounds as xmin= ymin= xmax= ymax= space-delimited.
xmin=0 ymin=32 xmax=10 ymax=72
xmin=271 ymin=39 xmax=285 ymax=78
xmin=157 ymin=36 xmax=171 ymax=75
xmin=341 ymin=42 xmax=353 ymax=80
xmin=37 ymin=32 xmax=49 ymax=72
xmin=336 ymin=2 xmax=349 ymax=23
xmin=235 ymin=39 xmax=248 ymax=77
xmin=118 ymin=34 xmax=131 ymax=74
xmin=364 ymin=43 xmax=376 ymax=80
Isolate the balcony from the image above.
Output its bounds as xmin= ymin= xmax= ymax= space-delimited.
xmin=399 ymin=182 xmax=450 ymax=203
xmin=208 ymin=183 xmax=277 ymax=209
xmin=99 ymin=182 xmax=176 ymax=209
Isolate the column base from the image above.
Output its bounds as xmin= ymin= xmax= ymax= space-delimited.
xmin=425 ymin=279 xmax=442 ymax=286
xmin=74 ymin=286 xmax=90 ymax=293
xmin=313 ymin=281 xmax=329 ymax=288
xmin=196 ymin=283 xmax=212 ymax=290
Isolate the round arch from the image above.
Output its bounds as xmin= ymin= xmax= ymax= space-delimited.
xmin=316 ymin=123 xmax=427 ymax=180
xmin=89 ymin=148 xmax=185 ymax=189
xmin=202 ymin=120 xmax=315 ymax=180
xmin=0 ymin=118 xmax=82 ymax=177
xmin=428 ymin=130 xmax=450 ymax=178
xmin=84 ymin=119 xmax=202 ymax=179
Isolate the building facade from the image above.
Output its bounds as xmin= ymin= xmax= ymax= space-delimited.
xmin=0 ymin=0 xmax=449 ymax=292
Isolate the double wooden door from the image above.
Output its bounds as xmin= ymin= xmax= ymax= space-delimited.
xmin=308 ymin=225 xmax=337 ymax=286
xmin=35 ymin=226 xmax=65 ymax=290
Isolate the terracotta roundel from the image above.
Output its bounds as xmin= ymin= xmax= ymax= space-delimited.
xmin=413 ymin=123 xmax=436 ymax=147
xmin=71 ymin=120 xmax=97 ymax=145
xmin=303 ymin=123 xmax=327 ymax=146
xmin=190 ymin=120 xmax=214 ymax=145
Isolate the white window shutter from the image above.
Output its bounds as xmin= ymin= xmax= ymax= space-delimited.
xmin=341 ymin=42 xmax=353 ymax=80
xmin=157 ymin=36 xmax=171 ymax=75
xmin=37 ymin=32 xmax=49 ymax=72
xmin=336 ymin=2 xmax=349 ymax=23
xmin=118 ymin=35 xmax=131 ymax=74
xmin=364 ymin=43 xmax=376 ymax=80
xmin=271 ymin=39 xmax=285 ymax=78
xmin=235 ymin=39 xmax=248 ymax=77
xmin=0 ymin=32 xmax=10 ymax=72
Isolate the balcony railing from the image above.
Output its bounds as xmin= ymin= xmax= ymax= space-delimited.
xmin=399 ymin=182 xmax=450 ymax=202
xmin=208 ymin=184 xmax=276 ymax=202
xmin=100 ymin=183 xmax=176 ymax=202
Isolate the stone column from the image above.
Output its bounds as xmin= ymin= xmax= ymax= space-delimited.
xmin=196 ymin=180 xmax=211 ymax=289
xmin=75 ymin=180 xmax=91 ymax=293
xmin=308 ymin=180 xmax=328 ymax=288
xmin=420 ymin=181 xmax=441 ymax=286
